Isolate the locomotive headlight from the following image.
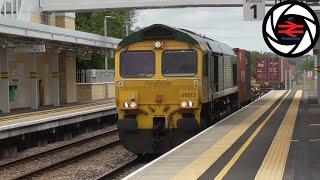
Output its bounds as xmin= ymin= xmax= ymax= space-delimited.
xmin=154 ymin=41 xmax=163 ymax=49
xmin=188 ymin=101 xmax=193 ymax=107
xmin=180 ymin=101 xmax=188 ymax=108
xmin=194 ymin=79 xmax=200 ymax=86
xmin=124 ymin=102 xmax=129 ymax=109
xmin=130 ymin=101 xmax=137 ymax=108
xmin=118 ymin=80 xmax=124 ymax=87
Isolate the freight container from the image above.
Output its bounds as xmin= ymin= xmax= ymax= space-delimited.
xmin=256 ymin=58 xmax=288 ymax=89
xmin=234 ymin=48 xmax=251 ymax=105
xmin=288 ymin=63 xmax=296 ymax=80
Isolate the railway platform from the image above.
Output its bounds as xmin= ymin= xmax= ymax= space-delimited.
xmin=0 ymin=100 xmax=116 ymax=140
xmin=125 ymin=90 xmax=320 ymax=180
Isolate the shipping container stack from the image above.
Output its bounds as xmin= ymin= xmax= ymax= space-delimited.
xmin=256 ymin=58 xmax=295 ymax=90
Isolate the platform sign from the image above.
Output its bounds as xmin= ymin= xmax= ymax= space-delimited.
xmin=243 ymin=0 xmax=265 ymax=21
xmin=15 ymin=44 xmax=46 ymax=53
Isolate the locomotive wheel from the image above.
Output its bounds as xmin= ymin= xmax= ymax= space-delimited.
xmin=200 ymin=118 xmax=208 ymax=129
xmin=227 ymin=104 xmax=232 ymax=114
xmin=136 ymin=153 xmax=145 ymax=158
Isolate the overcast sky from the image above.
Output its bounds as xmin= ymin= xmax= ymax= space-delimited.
xmin=133 ymin=7 xmax=271 ymax=52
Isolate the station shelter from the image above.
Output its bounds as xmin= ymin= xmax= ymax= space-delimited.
xmin=0 ymin=2 xmax=120 ymax=113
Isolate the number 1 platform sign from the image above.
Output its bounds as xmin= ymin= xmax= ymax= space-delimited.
xmin=243 ymin=0 xmax=265 ymax=21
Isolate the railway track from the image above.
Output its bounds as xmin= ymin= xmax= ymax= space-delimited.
xmin=0 ymin=127 xmax=119 ymax=180
xmin=0 ymin=100 xmax=115 ymax=122
xmin=96 ymin=158 xmax=140 ymax=180
xmin=95 ymin=154 xmax=160 ymax=180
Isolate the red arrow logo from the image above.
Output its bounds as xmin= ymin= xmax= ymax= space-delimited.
xmin=277 ymin=21 xmax=304 ymax=37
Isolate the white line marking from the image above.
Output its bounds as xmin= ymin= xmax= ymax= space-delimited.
xmin=309 ymin=139 xmax=320 ymax=142
xmin=309 ymin=124 xmax=320 ymax=127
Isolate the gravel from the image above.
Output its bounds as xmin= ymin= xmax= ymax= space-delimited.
xmin=0 ymin=125 xmax=118 ymax=179
xmin=0 ymin=124 xmax=158 ymax=180
xmin=112 ymin=161 xmax=148 ymax=180
xmin=34 ymin=145 xmax=136 ymax=180
xmin=111 ymin=154 xmax=160 ymax=180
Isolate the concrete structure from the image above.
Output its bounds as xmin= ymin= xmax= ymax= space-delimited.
xmin=0 ymin=100 xmax=116 ymax=158
xmin=77 ymin=83 xmax=107 ymax=101
xmin=0 ymin=101 xmax=116 ymax=140
xmin=315 ymin=11 xmax=320 ymax=103
xmin=316 ymin=56 xmax=320 ymax=104
xmin=0 ymin=48 xmax=10 ymax=113
xmin=0 ymin=0 xmax=120 ymax=113
xmin=39 ymin=0 xmax=320 ymax=12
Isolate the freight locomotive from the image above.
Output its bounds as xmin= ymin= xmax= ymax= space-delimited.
xmin=115 ymin=24 xmax=251 ymax=154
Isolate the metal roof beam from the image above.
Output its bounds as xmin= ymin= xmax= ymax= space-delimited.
xmin=0 ymin=16 xmax=120 ymax=50
xmin=40 ymin=0 xmax=320 ymax=12
xmin=40 ymin=0 xmax=277 ymax=12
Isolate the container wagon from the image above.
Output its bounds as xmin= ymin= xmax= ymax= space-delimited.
xmin=288 ymin=63 xmax=296 ymax=81
xmin=256 ymin=58 xmax=288 ymax=89
xmin=234 ymin=48 xmax=251 ymax=106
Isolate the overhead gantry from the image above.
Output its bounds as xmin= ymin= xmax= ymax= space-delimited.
xmin=40 ymin=0 xmax=320 ymax=12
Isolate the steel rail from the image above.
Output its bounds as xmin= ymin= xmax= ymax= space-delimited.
xmin=13 ymin=140 xmax=121 ymax=180
xmin=0 ymin=128 xmax=118 ymax=170
xmin=95 ymin=158 xmax=140 ymax=180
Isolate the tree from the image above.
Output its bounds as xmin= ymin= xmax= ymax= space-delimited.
xmin=304 ymin=59 xmax=315 ymax=71
xmin=75 ymin=10 xmax=135 ymax=69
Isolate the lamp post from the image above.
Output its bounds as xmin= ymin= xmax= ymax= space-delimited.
xmin=104 ymin=16 xmax=115 ymax=37
xmin=125 ymin=21 xmax=131 ymax=36
xmin=104 ymin=16 xmax=114 ymax=71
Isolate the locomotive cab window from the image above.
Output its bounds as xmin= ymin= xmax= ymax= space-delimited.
xmin=162 ymin=50 xmax=197 ymax=77
xmin=120 ymin=51 xmax=155 ymax=78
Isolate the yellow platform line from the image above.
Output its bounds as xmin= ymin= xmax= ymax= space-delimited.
xmin=214 ymin=90 xmax=291 ymax=180
xmin=173 ymin=91 xmax=286 ymax=180
xmin=255 ymin=90 xmax=302 ymax=180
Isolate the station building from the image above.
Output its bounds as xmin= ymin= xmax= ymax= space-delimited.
xmin=0 ymin=0 xmax=120 ymax=113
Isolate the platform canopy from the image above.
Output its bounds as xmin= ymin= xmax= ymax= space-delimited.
xmin=40 ymin=0 xmax=287 ymax=12
xmin=0 ymin=16 xmax=120 ymax=53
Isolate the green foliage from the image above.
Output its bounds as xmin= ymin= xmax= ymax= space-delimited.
xmin=304 ymin=59 xmax=314 ymax=71
xmin=75 ymin=10 xmax=135 ymax=69
xmin=76 ymin=11 xmax=135 ymax=38
xmin=250 ymin=51 xmax=263 ymax=78
xmin=76 ymin=53 xmax=105 ymax=69
xmin=295 ymin=55 xmax=314 ymax=72
xmin=287 ymin=59 xmax=296 ymax=65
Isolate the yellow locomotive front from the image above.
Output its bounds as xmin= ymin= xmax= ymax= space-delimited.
xmin=115 ymin=25 xmax=204 ymax=153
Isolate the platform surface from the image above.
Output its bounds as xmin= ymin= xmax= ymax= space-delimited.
xmin=125 ymin=90 xmax=320 ymax=180
xmin=0 ymin=100 xmax=116 ymax=139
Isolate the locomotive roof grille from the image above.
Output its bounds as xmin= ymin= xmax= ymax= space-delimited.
xmin=142 ymin=26 xmax=175 ymax=39
xmin=118 ymin=24 xmax=235 ymax=56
